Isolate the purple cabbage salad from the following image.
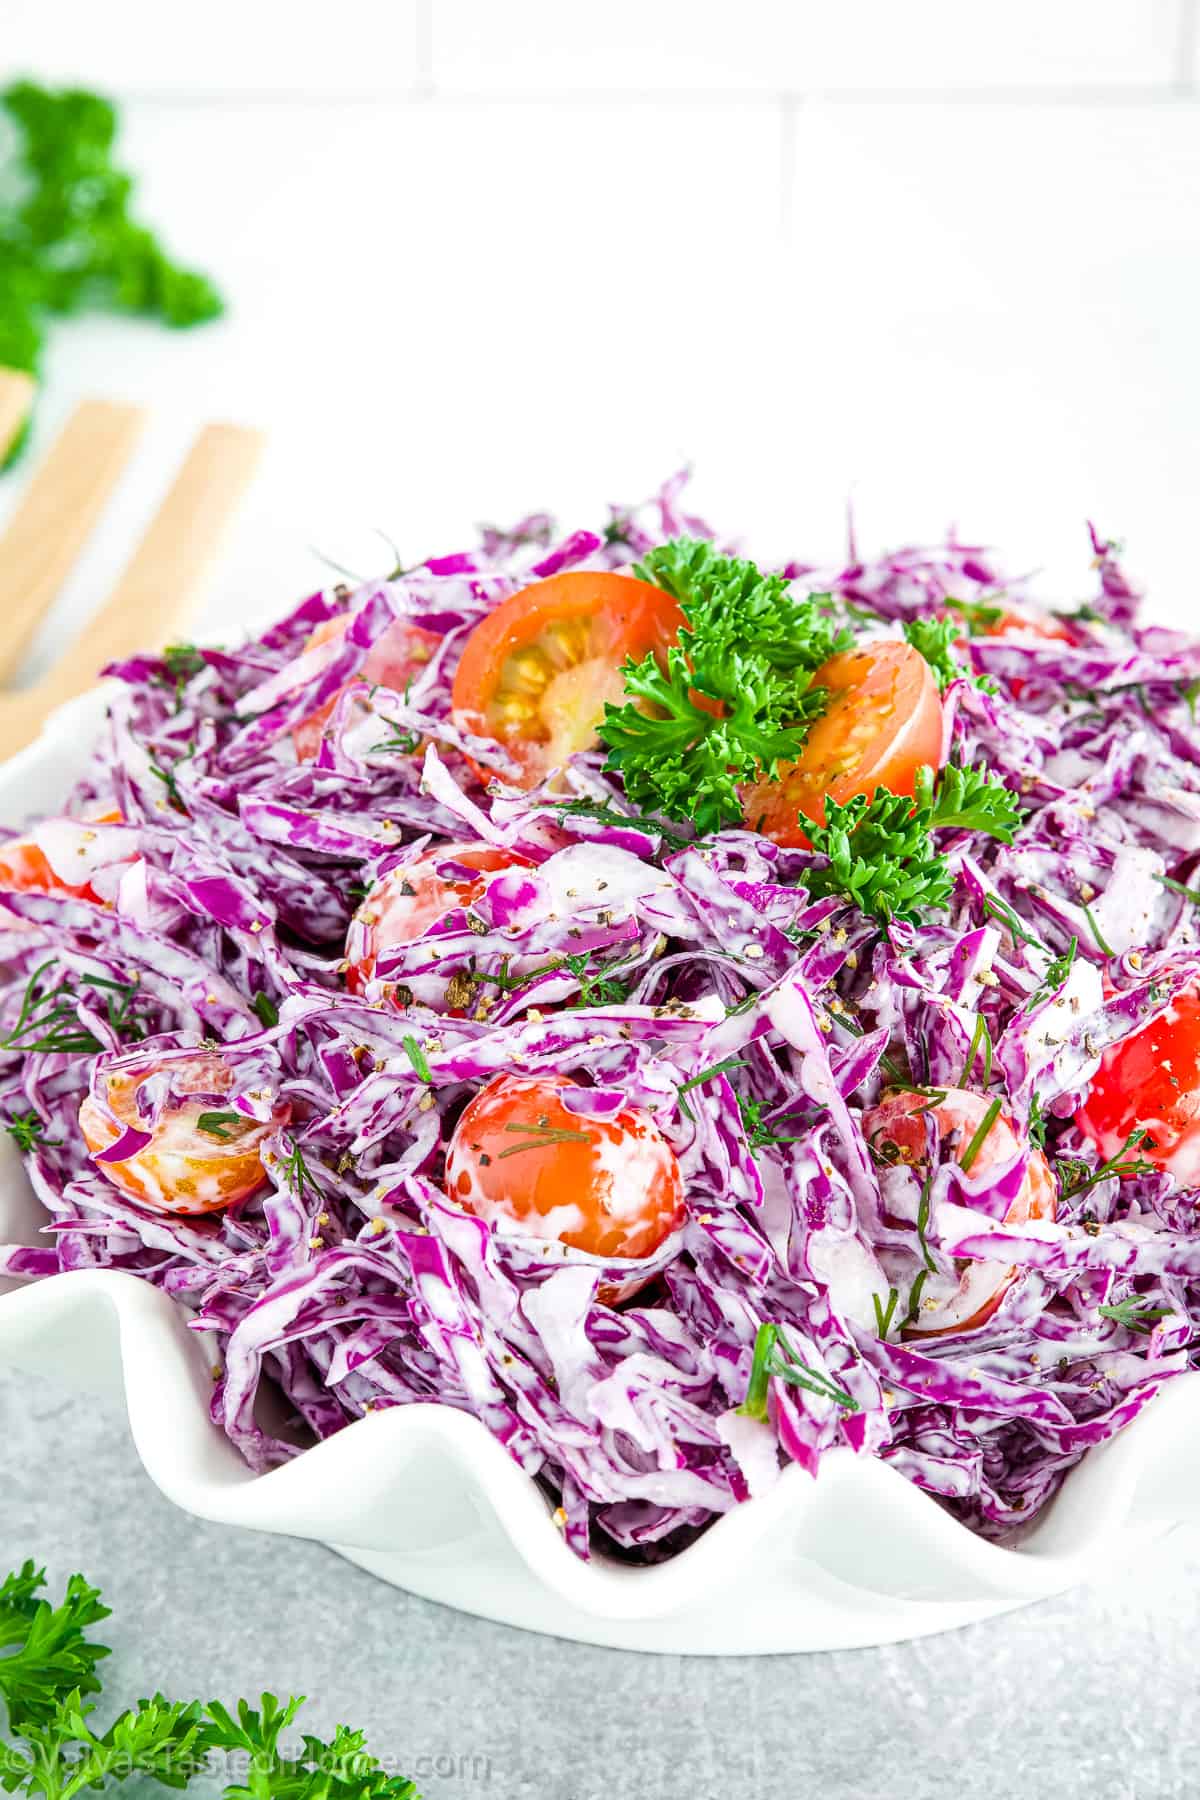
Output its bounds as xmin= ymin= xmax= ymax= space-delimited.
xmin=1 ymin=470 xmax=1200 ymax=1565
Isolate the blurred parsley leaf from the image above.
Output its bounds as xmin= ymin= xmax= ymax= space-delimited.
xmin=0 ymin=80 xmax=223 ymax=463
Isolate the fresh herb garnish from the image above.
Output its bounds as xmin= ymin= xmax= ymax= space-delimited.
xmin=1055 ymin=1127 xmax=1155 ymax=1201
xmin=196 ymin=1110 xmax=242 ymax=1142
xmin=2 ymin=963 xmax=98 ymax=1056
xmin=1040 ymin=936 xmax=1079 ymax=995
xmin=4 ymin=1111 xmax=58 ymax=1153
xmin=1080 ymin=900 xmax=1114 ymax=958
xmin=915 ymin=1171 xmax=937 ymax=1272
xmin=494 ymin=1120 xmax=591 ymax=1160
xmin=944 ymin=595 xmax=1006 ymax=635
xmin=371 ymin=724 xmax=422 ymax=755
xmin=1155 ymin=872 xmax=1200 ymax=908
xmin=201 ymin=1693 xmax=420 ymax=1799
xmin=676 ymin=1056 xmax=750 ymax=1123
xmin=902 ymin=616 xmax=968 ymax=693
xmin=736 ymin=1322 xmax=860 ymax=1419
xmin=903 ymin=1266 xmax=930 ymax=1327
xmin=737 ymin=1094 xmax=803 ymax=1151
xmin=279 ymin=1137 xmax=315 ymax=1202
xmin=250 ymin=992 xmax=279 ymax=1029
xmin=803 ymin=763 xmax=1023 ymax=925
xmin=872 ymin=1286 xmax=901 ymax=1338
xmin=147 ymin=758 xmax=185 ymax=810
xmin=0 ymin=963 xmax=123 ymax=1057
xmin=959 ymin=1012 xmax=993 ymax=1087
xmin=600 ymin=539 xmax=851 ymax=833
xmin=162 ymin=644 xmax=205 ymax=684
xmin=0 ymin=82 xmax=223 ymax=463
xmin=547 ymin=795 xmax=696 ymax=851
xmin=1027 ymin=1090 xmax=1048 ymax=1150
xmin=1097 ymin=1298 xmax=1173 ymax=1335
xmin=400 ymin=1035 xmax=432 ymax=1082
xmin=958 ymin=1096 xmax=1002 ymax=1174
xmin=983 ymin=891 xmax=1046 ymax=952
xmin=0 ymin=1562 xmax=110 ymax=1728
xmin=0 ymin=1561 xmax=420 ymax=1796
xmin=560 ymin=950 xmax=635 ymax=1009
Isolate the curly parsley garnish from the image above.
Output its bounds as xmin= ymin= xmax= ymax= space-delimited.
xmin=803 ymin=763 xmax=1023 ymax=925
xmin=902 ymin=616 xmax=967 ymax=693
xmin=599 ymin=539 xmax=851 ymax=834
xmin=1 ymin=82 xmax=223 ymax=462
xmin=0 ymin=1559 xmax=420 ymax=1796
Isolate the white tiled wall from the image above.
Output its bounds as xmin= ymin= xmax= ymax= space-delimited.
xmin=5 ymin=1 xmax=1195 ymax=95
xmin=431 ymin=0 xmax=1191 ymax=94
xmin=1 ymin=1 xmax=1198 ymax=657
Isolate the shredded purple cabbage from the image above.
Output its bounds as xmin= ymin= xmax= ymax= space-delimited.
xmin=2 ymin=473 xmax=1199 ymax=1563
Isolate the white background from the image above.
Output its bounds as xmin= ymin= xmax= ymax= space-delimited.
xmin=1 ymin=0 xmax=1198 ymax=674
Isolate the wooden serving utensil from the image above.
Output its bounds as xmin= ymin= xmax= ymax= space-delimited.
xmin=0 ymin=373 xmax=264 ymax=761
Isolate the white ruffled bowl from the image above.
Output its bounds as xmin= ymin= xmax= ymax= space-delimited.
xmin=1 ymin=688 xmax=1197 ymax=1655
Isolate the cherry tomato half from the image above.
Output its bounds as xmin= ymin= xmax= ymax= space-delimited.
xmin=0 ymin=811 xmax=126 ymax=907
xmin=740 ymin=640 xmax=943 ymax=847
xmin=80 ymin=1049 xmax=290 ymax=1215
xmin=293 ymin=611 xmax=442 ymax=762
xmin=984 ymin=607 xmax=1073 ymax=645
xmin=445 ymin=1072 xmax=686 ymax=1262
xmin=450 ymin=571 xmax=683 ymax=788
xmin=346 ymin=842 xmax=533 ymax=994
xmin=1077 ymin=984 xmax=1200 ymax=1184
xmin=981 ymin=606 xmax=1074 ymax=699
xmin=866 ymin=1087 xmax=1055 ymax=1337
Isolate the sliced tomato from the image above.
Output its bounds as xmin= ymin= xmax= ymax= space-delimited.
xmin=445 ymin=1072 xmax=686 ymax=1267
xmin=984 ymin=607 xmax=1073 ymax=644
xmin=1077 ymin=983 xmax=1200 ymax=1183
xmin=293 ymin=611 xmax=442 ymax=762
xmin=980 ymin=606 xmax=1074 ymax=699
xmin=345 ymin=842 xmax=533 ymax=995
xmin=0 ymin=810 xmax=127 ymax=907
xmin=866 ymin=1087 xmax=1055 ymax=1337
xmin=740 ymin=640 xmax=943 ymax=847
xmin=450 ymin=571 xmax=682 ymax=788
xmin=80 ymin=1049 xmax=290 ymax=1215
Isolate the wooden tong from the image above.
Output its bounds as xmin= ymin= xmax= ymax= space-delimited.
xmin=0 ymin=369 xmax=264 ymax=760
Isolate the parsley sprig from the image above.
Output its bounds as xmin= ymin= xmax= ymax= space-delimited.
xmin=902 ymin=617 xmax=967 ymax=693
xmin=804 ymin=763 xmax=1023 ymax=925
xmin=0 ymin=1564 xmax=111 ymax=1730
xmin=1 ymin=82 xmax=223 ymax=462
xmin=599 ymin=539 xmax=851 ymax=834
xmin=0 ymin=1562 xmax=420 ymax=1797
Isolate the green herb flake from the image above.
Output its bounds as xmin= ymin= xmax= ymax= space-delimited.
xmin=250 ymin=991 xmax=279 ymax=1028
xmin=196 ymin=1110 xmax=243 ymax=1142
xmin=1079 ymin=900 xmax=1115 ymax=958
xmin=958 ymin=1096 xmax=1002 ymax=1174
xmin=736 ymin=1321 xmax=860 ymax=1421
xmin=1097 ymin=1298 xmax=1173 ymax=1335
xmin=494 ymin=1120 xmax=592 ymax=1161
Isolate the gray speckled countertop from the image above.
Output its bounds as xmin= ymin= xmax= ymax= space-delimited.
xmin=0 ymin=1366 xmax=1193 ymax=1800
